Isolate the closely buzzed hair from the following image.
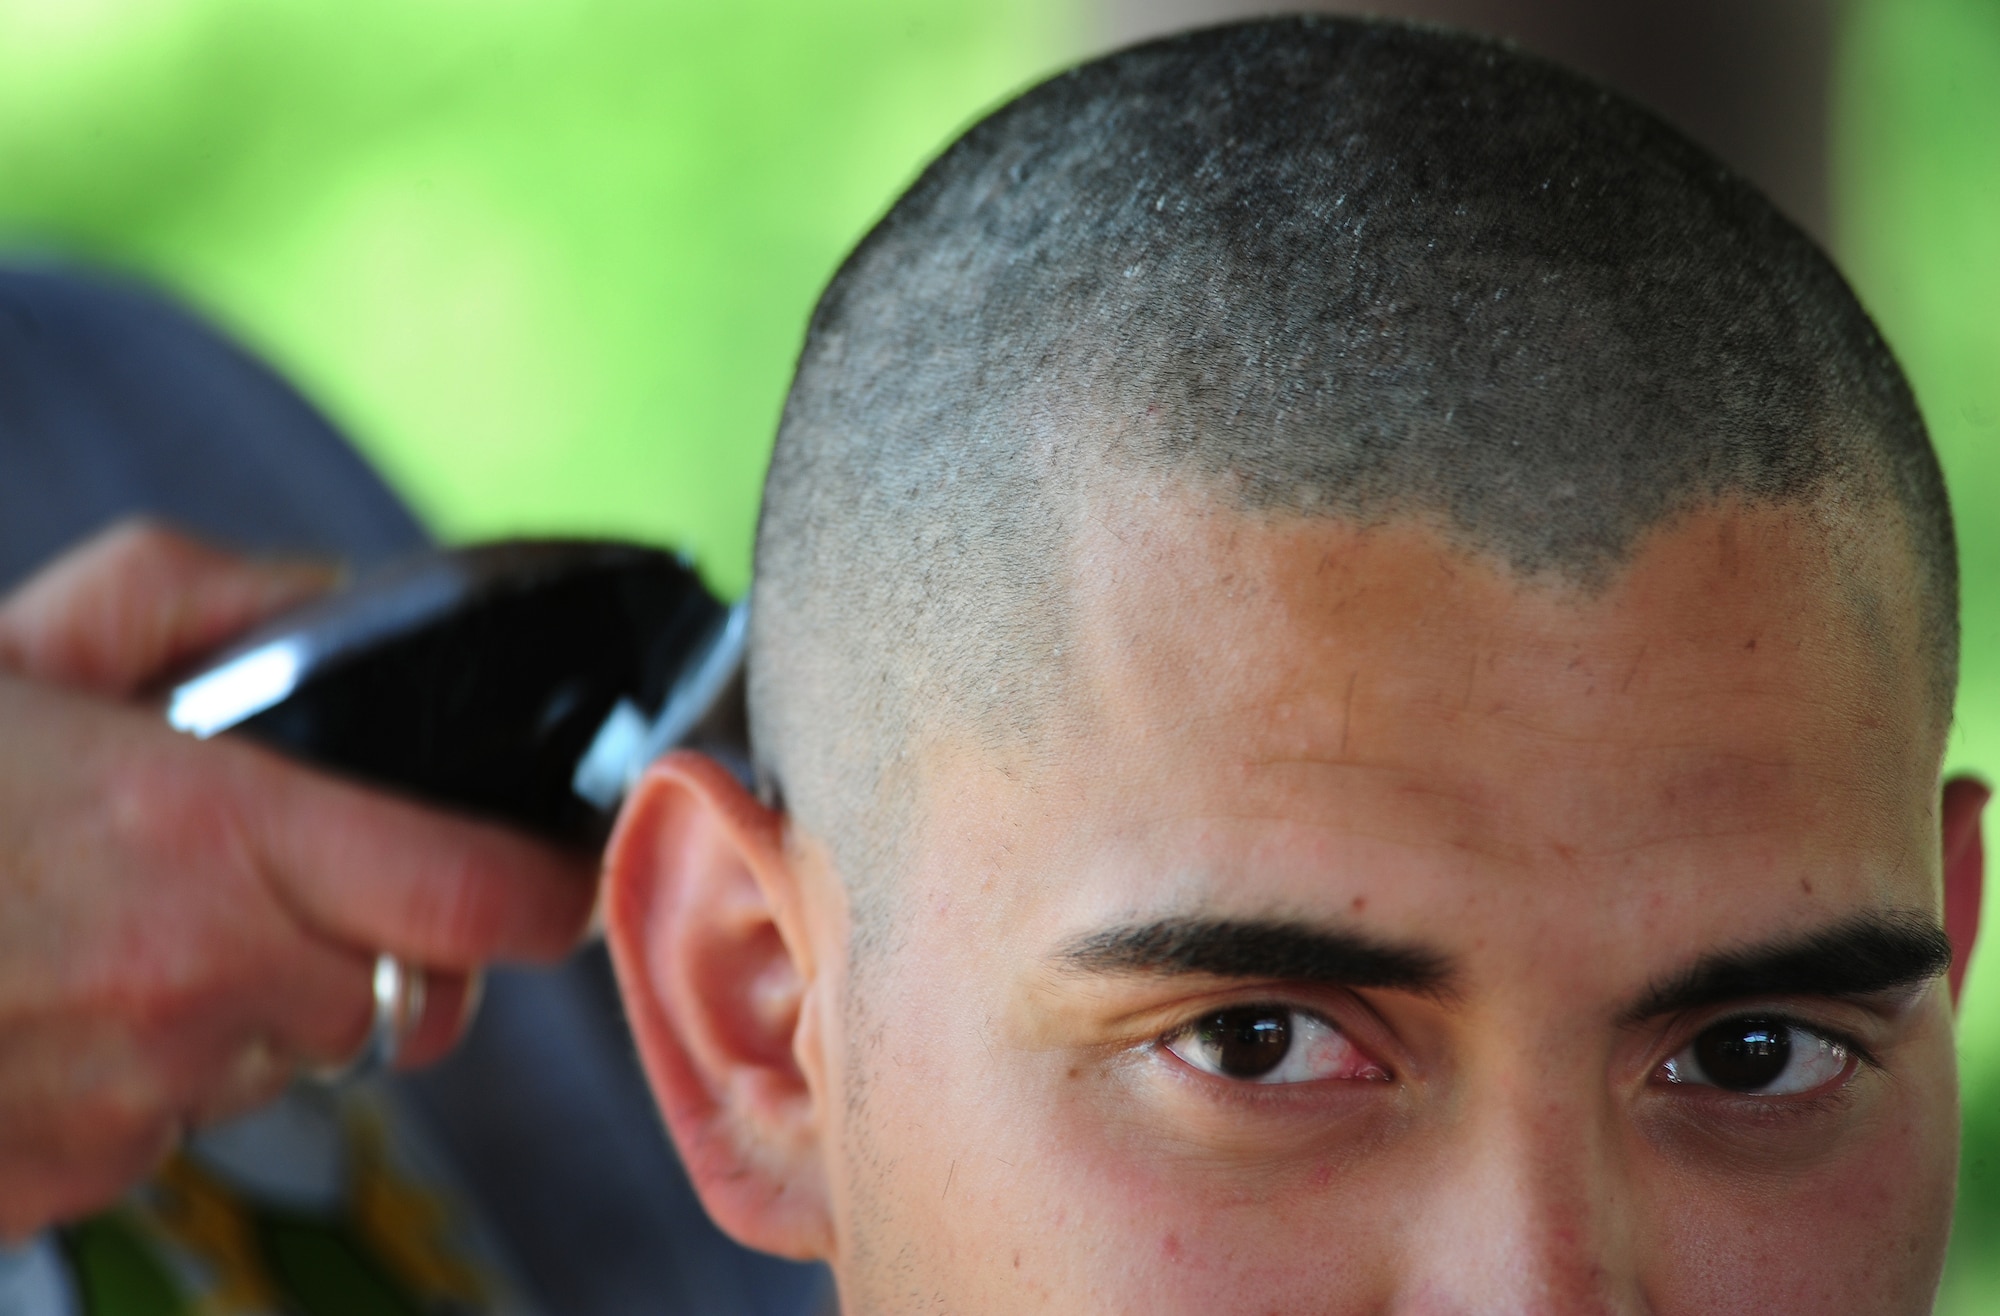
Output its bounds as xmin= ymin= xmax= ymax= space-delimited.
xmin=748 ymin=17 xmax=1955 ymax=904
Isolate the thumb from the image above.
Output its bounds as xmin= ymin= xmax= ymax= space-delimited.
xmin=227 ymin=737 xmax=601 ymax=967
xmin=0 ymin=519 xmax=337 ymax=696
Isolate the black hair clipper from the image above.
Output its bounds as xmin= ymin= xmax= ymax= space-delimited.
xmin=166 ymin=541 xmax=746 ymax=848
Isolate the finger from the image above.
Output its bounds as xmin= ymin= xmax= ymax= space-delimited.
xmin=270 ymin=964 xmax=473 ymax=1077
xmin=57 ymin=919 xmax=373 ymax=1120
xmin=0 ymin=518 xmax=337 ymax=695
xmin=24 ymin=690 xmax=586 ymax=1064
xmin=182 ymin=1038 xmax=293 ymax=1128
xmin=241 ymin=932 xmax=378 ymax=1078
xmin=157 ymin=930 xmax=461 ymax=1098
xmin=249 ymin=946 xmax=475 ymax=1076
xmin=235 ymin=739 xmax=600 ymax=967
xmin=0 ymin=1132 xmax=178 ymax=1239
xmin=395 ymin=969 xmax=480 ymax=1070
xmin=0 ymin=1035 xmax=183 ymax=1237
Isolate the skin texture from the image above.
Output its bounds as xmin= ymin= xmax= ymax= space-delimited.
xmin=0 ymin=522 xmax=596 ymax=1238
xmin=607 ymin=493 xmax=1986 ymax=1314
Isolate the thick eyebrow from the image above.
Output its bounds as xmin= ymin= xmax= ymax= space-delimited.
xmin=1621 ymin=911 xmax=1953 ymax=1023
xmin=1053 ymin=917 xmax=1455 ymax=996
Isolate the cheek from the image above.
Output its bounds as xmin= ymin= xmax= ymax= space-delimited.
xmin=958 ymin=1070 xmax=1406 ymax=1311
xmin=844 ymin=1024 xmax=1403 ymax=1313
xmin=1645 ymin=1062 xmax=1959 ymax=1313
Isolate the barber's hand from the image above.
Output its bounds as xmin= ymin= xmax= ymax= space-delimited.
xmin=0 ymin=522 xmax=597 ymax=1238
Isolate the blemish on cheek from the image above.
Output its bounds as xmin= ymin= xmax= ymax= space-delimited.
xmin=1013 ymin=1252 xmax=1022 ymax=1269
xmin=1310 ymin=1162 xmax=1333 ymax=1189
xmin=1801 ymin=877 xmax=1815 ymax=896
xmin=1350 ymin=896 xmax=1367 ymax=913
xmin=1162 ymin=1232 xmax=1183 ymax=1262
xmin=1744 ymin=637 xmax=1759 ymax=652
xmin=1067 ymin=1067 xmax=1081 ymax=1080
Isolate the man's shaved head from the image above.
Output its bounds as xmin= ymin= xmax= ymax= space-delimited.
xmin=748 ymin=17 xmax=1954 ymax=906
xmin=610 ymin=19 xmax=1987 ymax=1306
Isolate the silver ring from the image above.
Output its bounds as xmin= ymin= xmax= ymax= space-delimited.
xmin=311 ymin=952 xmax=425 ymax=1085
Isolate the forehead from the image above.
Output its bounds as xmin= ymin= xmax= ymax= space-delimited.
xmin=907 ymin=491 xmax=1939 ymax=959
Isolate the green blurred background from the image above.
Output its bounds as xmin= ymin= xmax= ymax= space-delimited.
xmin=0 ymin=0 xmax=1993 ymax=1302
xmin=1842 ymin=3 xmax=2000 ymax=1305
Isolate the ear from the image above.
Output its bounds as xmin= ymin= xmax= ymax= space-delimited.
xmin=602 ymin=750 xmax=833 ymax=1259
xmin=1941 ymin=774 xmax=1988 ymax=1009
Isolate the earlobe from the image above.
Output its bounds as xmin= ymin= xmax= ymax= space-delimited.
xmin=602 ymin=751 xmax=834 ymax=1259
xmin=1941 ymin=775 xmax=1988 ymax=1009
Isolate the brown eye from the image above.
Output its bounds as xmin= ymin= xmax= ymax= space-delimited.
xmin=1163 ymin=1004 xmax=1388 ymax=1086
xmin=1194 ymin=1007 xmax=1292 ymax=1079
xmin=1695 ymin=1020 xmax=1790 ymax=1091
xmin=1660 ymin=1017 xmax=1850 ymax=1095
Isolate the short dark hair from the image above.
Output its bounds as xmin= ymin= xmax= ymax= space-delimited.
xmin=749 ymin=16 xmax=1954 ymax=899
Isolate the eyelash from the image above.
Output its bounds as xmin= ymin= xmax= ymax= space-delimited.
xmin=1702 ymin=1011 xmax=1872 ymax=1065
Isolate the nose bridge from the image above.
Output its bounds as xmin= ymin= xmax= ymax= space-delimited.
xmin=1396 ymin=1039 xmax=1647 ymax=1316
